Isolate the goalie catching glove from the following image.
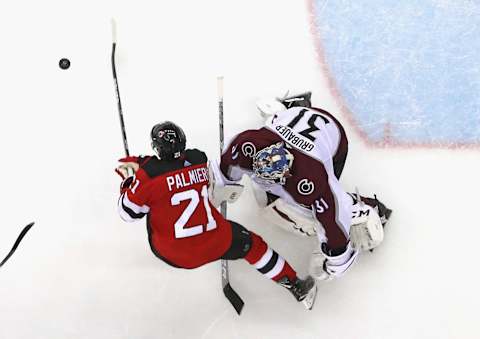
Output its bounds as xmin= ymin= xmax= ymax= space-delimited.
xmin=349 ymin=201 xmax=384 ymax=251
xmin=207 ymin=160 xmax=244 ymax=207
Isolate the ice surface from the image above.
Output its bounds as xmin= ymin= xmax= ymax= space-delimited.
xmin=312 ymin=0 xmax=480 ymax=145
xmin=0 ymin=1 xmax=478 ymax=338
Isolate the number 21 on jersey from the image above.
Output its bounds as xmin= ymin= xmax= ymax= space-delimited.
xmin=170 ymin=185 xmax=217 ymax=238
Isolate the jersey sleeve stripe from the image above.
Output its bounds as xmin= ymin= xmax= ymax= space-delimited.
xmin=118 ymin=193 xmax=148 ymax=222
xmin=332 ymin=192 xmax=349 ymax=238
xmin=123 ymin=192 xmax=150 ymax=214
xmin=118 ymin=199 xmax=138 ymax=222
xmin=118 ymin=208 xmax=137 ymax=222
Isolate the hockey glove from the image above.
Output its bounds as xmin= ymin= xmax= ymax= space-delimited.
xmin=116 ymin=156 xmax=140 ymax=179
xmin=350 ymin=204 xmax=384 ymax=251
xmin=120 ymin=176 xmax=135 ymax=194
xmin=208 ymin=160 xmax=244 ymax=207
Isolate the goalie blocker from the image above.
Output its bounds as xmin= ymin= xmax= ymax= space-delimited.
xmin=208 ymin=160 xmax=244 ymax=207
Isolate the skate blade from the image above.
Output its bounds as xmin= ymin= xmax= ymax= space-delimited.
xmin=302 ymin=285 xmax=318 ymax=310
xmin=385 ymin=208 xmax=393 ymax=220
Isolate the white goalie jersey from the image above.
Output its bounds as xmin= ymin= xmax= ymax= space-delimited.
xmin=262 ymin=106 xmax=353 ymax=240
xmin=218 ymin=106 xmax=353 ymax=250
xmin=265 ymin=106 xmax=343 ymax=168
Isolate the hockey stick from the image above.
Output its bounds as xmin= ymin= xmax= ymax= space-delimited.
xmin=217 ymin=76 xmax=245 ymax=315
xmin=0 ymin=222 xmax=35 ymax=268
xmin=111 ymin=18 xmax=130 ymax=157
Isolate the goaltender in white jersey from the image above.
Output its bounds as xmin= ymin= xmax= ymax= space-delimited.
xmin=209 ymin=92 xmax=392 ymax=281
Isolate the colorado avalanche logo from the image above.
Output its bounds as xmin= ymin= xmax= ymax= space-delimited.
xmin=297 ymin=179 xmax=315 ymax=195
xmin=241 ymin=142 xmax=256 ymax=157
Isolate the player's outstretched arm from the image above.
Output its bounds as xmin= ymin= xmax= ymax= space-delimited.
xmin=309 ymin=190 xmax=359 ymax=281
xmin=115 ymin=158 xmax=151 ymax=223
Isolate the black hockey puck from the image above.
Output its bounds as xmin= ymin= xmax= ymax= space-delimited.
xmin=59 ymin=58 xmax=70 ymax=70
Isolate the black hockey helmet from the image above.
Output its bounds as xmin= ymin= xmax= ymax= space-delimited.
xmin=150 ymin=121 xmax=186 ymax=160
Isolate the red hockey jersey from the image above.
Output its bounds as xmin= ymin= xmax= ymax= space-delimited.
xmin=118 ymin=149 xmax=232 ymax=269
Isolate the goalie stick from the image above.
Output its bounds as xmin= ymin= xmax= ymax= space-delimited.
xmin=0 ymin=222 xmax=35 ymax=268
xmin=217 ymin=76 xmax=245 ymax=315
xmin=111 ymin=18 xmax=130 ymax=157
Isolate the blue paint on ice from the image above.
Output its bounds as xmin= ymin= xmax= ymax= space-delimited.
xmin=312 ymin=0 xmax=480 ymax=144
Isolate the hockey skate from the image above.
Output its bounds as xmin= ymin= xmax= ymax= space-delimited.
xmin=279 ymin=91 xmax=312 ymax=109
xmin=278 ymin=276 xmax=317 ymax=310
xmin=256 ymin=91 xmax=312 ymax=118
xmin=361 ymin=195 xmax=393 ymax=228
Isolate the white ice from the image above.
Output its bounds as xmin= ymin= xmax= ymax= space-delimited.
xmin=0 ymin=1 xmax=478 ymax=338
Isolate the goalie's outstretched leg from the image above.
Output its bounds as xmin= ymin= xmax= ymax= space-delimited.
xmin=222 ymin=221 xmax=317 ymax=310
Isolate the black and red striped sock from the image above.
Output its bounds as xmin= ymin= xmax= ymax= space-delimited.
xmin=244 ymin=232 xmax=296 ymax=282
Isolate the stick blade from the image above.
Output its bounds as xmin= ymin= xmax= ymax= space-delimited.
xmin=0 ymin=222 xmax=35 ymax=268
xmin=223 ymin=283 xmax=244 ymax=315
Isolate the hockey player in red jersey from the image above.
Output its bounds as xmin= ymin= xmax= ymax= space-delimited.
xmin=115 ymin=121 xmax=317 ymax=309
xmin=209 ymin=92 xmax=392 ymax=281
